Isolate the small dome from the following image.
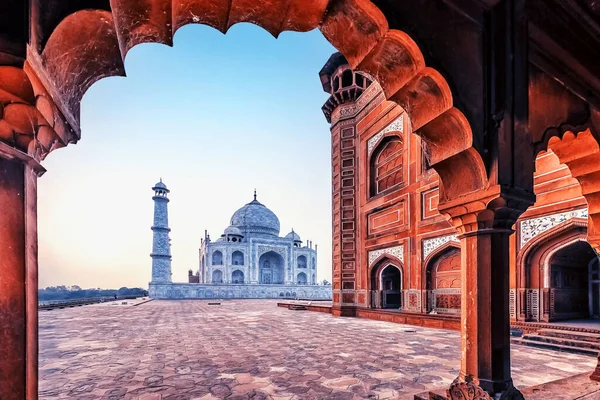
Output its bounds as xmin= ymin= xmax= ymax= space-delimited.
xmin=285 ymin=230 xmax=301 ymax=242
xmin=152 ymin=178 xmax=168 ymax=191
xmin=223 ymin=225 xmax=243 ymax=236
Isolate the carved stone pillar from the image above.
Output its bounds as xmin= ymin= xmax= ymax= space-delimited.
xmin=0 ymin=144 xmax=45 ymax=400
xmin=439 ymin=186 xmax=533 ymax=399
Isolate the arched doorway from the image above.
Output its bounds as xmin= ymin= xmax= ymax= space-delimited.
xmin=425 ymin=246 xmax=461 ymax=314
xmin=231 ymin=270 xmax=244 ymax=284
xmin=520 ymin=222 xmax=599 ymax=322
xmin=297 ymin=272 xmax=307 ymax=284
xmin=258 ymin=251 xmax=285 ymax=284
xmin=370 ymin=260 xmax=403 ymax=309
xmin=546 ymin=240 xmax=597 ymax=321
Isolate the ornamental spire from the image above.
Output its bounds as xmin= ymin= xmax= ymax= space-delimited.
xmin=254 ymin=188 xmax=257 ymax=201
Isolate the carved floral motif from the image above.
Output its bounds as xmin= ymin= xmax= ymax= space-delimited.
xmin=519 ymin=208 xmax=588 ymax=248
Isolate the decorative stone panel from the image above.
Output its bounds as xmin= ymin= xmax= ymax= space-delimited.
xmin=509 ymin=289 xmax=516 ymax=319
xmin=432 ymin=288 xmax=461 ymax=314
xmin=421 ymin=188 xmax=440 ymax=220
xmin=404 ymin=289 xmax=421 ymax=311
xmin=367 ymin=114 xmax=404 ymax=154
xmin=367 ymin=201 xmax=407 ymax=235
xmin=368 ymin=245 xmax=404 ymax=267
xmin=422 ymin=235 xmax=460 ymax=259
xmin=519 ymin=208 xmax=588 ymax=248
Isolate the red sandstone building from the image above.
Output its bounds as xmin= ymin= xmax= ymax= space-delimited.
xmin=323 ymin=55 xmax=600 ymax=325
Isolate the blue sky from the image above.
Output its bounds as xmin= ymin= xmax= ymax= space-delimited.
xmin=37 ymin=24 xmax=336 ymax=288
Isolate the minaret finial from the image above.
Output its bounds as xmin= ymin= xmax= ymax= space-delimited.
xmin=254 ymin=188 xmax=257 ymax=201
xmin=160 ymin=177 xmax=162 ymax=183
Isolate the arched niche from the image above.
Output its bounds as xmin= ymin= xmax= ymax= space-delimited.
xmin=369 ymin=134 xmax=403 ymax=197
xmin=297 ymin=272 xmax=307 ymax=284
xmin=212 ymin=250 xmax=223 ymax=265
xmin=231 ymin=269 xmax=244 ymax=284
xmin=297 ymin=255 xmax=307 ymax=268
xmin=231 ymin=251 xmax=244 ymax=266
xmin=258 ymin=251 xmax=284 ymax=284
xmin=424 ymin=244 xmax=461 ymax=314
xmin=212 ymin=269 xmax=223 ymax=283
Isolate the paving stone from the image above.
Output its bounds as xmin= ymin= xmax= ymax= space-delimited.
xmin=39 ymin=299 xmax=597 ymax=399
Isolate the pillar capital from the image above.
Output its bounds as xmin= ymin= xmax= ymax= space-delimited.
xmin=438 ymin=185 xmax=535 ymax=234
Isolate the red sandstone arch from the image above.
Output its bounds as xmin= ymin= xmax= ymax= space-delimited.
xmin=546 ymin=128 xmax=600 ymax=252
xmin=15 ymin=0 xmax=488 ymax=204
xmin=368 ymin=254 xmax=405 ymax=292
xmin=517 ymin=218 xmax=588 ymax=292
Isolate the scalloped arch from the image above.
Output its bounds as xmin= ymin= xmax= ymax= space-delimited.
xmin=37 ymin=0 xmax=487 ymax=202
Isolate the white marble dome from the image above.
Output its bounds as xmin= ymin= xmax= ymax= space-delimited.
xmin=223 ymin=225 xmax=243 ymax=236
xmin=230 ymin=197 xmax=280 ymax=236
xmin=285 ymin=231 xmax=301 ymax=242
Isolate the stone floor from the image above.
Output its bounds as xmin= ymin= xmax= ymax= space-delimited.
xmin=39 ymin=300 xmax=598 ymax=400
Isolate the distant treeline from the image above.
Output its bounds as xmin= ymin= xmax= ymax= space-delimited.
xmin=38 ymin=286 xmax=148 ymax=301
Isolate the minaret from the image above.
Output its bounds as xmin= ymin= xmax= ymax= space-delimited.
xmin=150 ymin=179 xmax=172 ymax=283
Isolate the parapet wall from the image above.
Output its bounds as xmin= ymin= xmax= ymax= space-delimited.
xmin=149 ymin=283 xmax=332 ymax=300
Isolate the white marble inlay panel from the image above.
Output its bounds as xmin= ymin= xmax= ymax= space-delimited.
xmin=422 ymin=235 xmax=459 ymax=259
xmin=367 ymin=114 xmax=404 ymax=154
xmin=368 ymin=245 xmax=404 ymax=267
xmin=519 ymin=208 xmax=588 ymax=248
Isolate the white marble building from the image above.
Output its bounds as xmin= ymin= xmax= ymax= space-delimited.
xmin=148 ymin=182 xmax=330 ymax=300
xmin=196 ymin=191 xmax=319 ymax=286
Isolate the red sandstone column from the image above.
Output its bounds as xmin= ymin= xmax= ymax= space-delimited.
xmin=442 ymin=189 xmax=532 ymax=400
xmin=0 ymin=150 xmax=41 ymax=400
xmin=457 ymin=229 xmax=513 ymax=394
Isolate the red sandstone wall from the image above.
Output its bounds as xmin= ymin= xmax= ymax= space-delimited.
xmin=350 ymin=100 xmax=587 ymax=315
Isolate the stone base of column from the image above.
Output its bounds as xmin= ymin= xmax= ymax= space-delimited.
xmin=590 ymin=354 xmax=600 ymax=382
xmin=447 ymin=377 xmax=524 ymax=400
xmin=331 ymin=305 xmax=357 ymax=317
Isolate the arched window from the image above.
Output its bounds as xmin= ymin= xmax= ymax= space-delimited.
xmin=212 ymin=251 xmax=223 ymax=265
xmin=370 ymin=136 xmax=403 ymax=196
xmin=232 ymin=251 xmax=244 ymax=266
xmin=312 ymin=257 xmax=316 ymax=269
xmin=212 ymin=270 xmax=223 ymax=283
xmin=297 ymin=255 xmax=307 ymax=268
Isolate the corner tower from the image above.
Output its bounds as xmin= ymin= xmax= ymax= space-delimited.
xmin=150 ymin=179 xmax=172 ymax=283
xmin=320 ymin=53 xmax=383 ymax=316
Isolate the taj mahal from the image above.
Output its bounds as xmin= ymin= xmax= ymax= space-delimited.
xmin=148 ymin=180 xmax=331 ymax=300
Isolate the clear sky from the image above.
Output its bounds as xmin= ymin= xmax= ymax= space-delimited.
xmin=38 ymin=24 xmax=337 ymax=289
